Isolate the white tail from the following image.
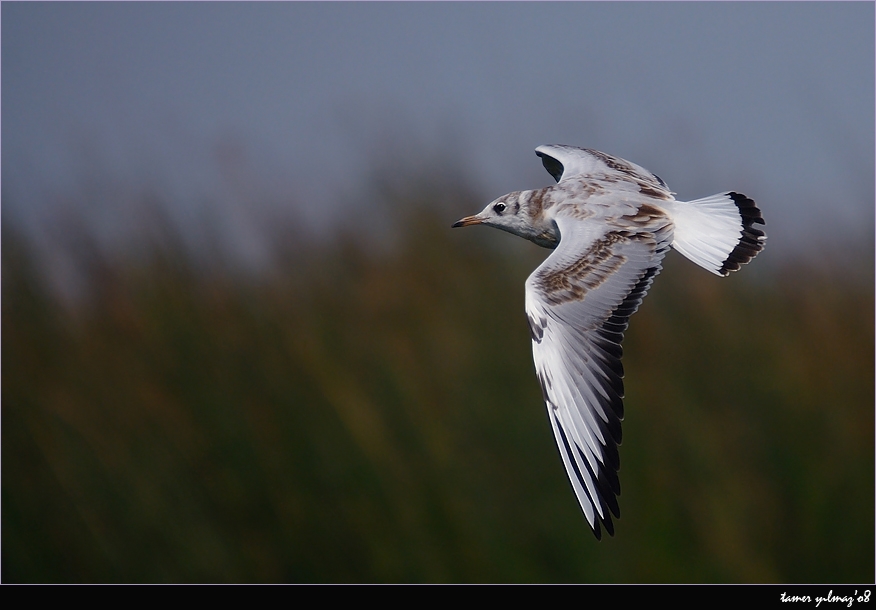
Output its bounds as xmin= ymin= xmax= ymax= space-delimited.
xmin=668 ymin=192 xmax=766 ymax=276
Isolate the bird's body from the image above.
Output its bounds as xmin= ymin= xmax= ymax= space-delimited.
xmin=453 ymin=145 xmax=765 ymax=539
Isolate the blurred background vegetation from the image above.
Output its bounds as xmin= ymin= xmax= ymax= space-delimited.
xmin=3 ymin=161 xmax=873 ymax=584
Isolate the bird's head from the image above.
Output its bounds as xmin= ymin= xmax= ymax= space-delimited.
xmin=453 ymin=191 xmax=528 ymax=232
xmin=452 ymin=190 xmax=558 ymax=248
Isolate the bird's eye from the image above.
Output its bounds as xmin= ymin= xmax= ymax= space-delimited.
xmin=493 ymin=203 xmax=506 ymax=214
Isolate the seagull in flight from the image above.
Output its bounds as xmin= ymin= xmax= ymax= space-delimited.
xmin=452 ymin=145 xmax=766 ymax=539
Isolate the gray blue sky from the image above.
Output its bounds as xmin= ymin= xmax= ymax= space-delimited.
xmin=3 ymin=2 xmax=874 ymax=270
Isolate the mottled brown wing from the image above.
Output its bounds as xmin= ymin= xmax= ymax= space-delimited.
xmin=524 ymin=214 xmax=672 ymax=539
xmin=536 ymin=144 xmax=672 ymax=199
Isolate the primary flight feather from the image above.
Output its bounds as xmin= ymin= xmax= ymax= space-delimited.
xmin=452 ymin=145 xmax=766 ymax=539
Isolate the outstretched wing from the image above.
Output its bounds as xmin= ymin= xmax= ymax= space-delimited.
xmin=525 ymin=212 xmax=672 ymax=539
xmin=536 ymin=144 xmax=671 ymax=199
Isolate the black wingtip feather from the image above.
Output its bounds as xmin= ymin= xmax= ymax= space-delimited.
xmin=552 ymin=413 xmax=620 ymax=539
xmin=536 ymin=150 xmax=565 ymax=183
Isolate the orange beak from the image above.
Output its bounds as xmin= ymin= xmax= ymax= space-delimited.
xmin=451 ymin=214 xmax=484 ymax=228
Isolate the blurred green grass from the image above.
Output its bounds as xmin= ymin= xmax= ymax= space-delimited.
xmin=3 ymin=186 xmax=873 ymax=583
